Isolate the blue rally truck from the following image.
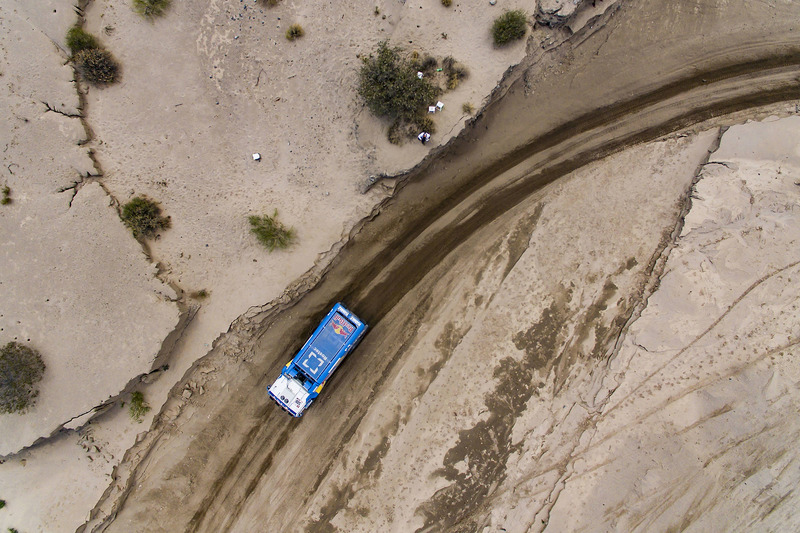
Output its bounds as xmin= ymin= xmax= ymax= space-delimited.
xmin=268 ymin=303 xmax=368 ymax=417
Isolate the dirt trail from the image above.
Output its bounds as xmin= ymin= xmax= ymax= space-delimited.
xmin=82 ymin=1 xmax=800 ymax=531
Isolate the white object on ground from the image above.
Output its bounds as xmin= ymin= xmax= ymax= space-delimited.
xmin=428 ymin=106 xmax=437 ymax=113
xmin=417 ymin=71 xmax=424 ymax=79
xmin=252 ymin=153 xmax=261 ymax=161
xmin=436 ymin=101 xmax=444 ymax=110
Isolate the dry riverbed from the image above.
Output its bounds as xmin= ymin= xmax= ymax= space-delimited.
xmin=2 ymin=0 xmax=800 ymax=531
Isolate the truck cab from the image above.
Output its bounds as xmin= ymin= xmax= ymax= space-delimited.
xmin=268 ymin=303 xmax=368 ymax=417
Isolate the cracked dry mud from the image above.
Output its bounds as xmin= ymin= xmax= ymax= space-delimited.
xmin=76 ymin=1 xmax=800 ymax=532
xmin=0 ymin=0 xmax=182 ymax=456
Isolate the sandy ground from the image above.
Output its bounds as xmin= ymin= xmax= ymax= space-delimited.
xmin=2 ymin=0 xmax=800 ymax=531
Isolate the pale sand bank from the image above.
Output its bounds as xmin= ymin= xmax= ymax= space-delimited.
xmin=539 ymin=115 xmax=800 ymax=532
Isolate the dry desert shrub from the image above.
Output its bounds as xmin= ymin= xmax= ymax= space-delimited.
xmin=441 ymin=0 xmax=453 ymax=6
xmin=121 ymin=196 xmax=171 ymax=238
xmin=74 ymin=48 xmax=120 ymax=85
xmin=65 ymin=26 xmax=120 ymax=86
xmin=285 ymin=24 xmax=304 ymax=41
xmin=417 ymin=55 xmax=438 ymax=75
xmin=413 ymin=115 xmax=436 ymax=135
xmin=133 ymin=0 xmax=171 ymax=19
xmin=442 ymin=55 xmax=469 ymax=89
xmin=0 ymin=342 xmax=46 ymax=415
xmin=492 ymin=10 xmax=527 ymax=46
xmin=190 ymin=289 xmax=210 ymax=300
xmin=249 ymin=210 xmax=296 ymax=251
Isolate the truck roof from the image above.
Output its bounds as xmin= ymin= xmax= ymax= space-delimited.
xmin=292 ymin=305 xmax=364 ymax=385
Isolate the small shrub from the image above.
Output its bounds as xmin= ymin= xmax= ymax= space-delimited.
xmin=492 ymin=10 xmax=527 ymax=46
xmin=0 ymin=499 xmax=5 ymax=509
xmin=128 ymin=391 xmax=150 ymax=422
xmin=1 ymin=186 xmax=11 ymax=205
xmin=418 ymin=55 xmax=438 ymax=74
xmin=189 ymin=289 xmax=209 ymax=300
xmin=74 ymin=48 xmax=120 ymax=85
xmin=413 ymin=115 xmax=436 ymax=135
xmin=9 ymin=528 xmax=19 ymax=533
xmin=0 ymin=342 xmax=46 ymax=415
xmin=387 ymin=121 xmax=406 ymax=145
xmin=65 ymin=26 xmax=98 ymax=55
xmin=249 ymin=210 xmax=296 ymax=251
xmin=133 ymin=0 xmax=171 ymax=18
xmin=374 ymin=6 xmax=380 ymax=15
xmin=462 ymin=102 xmax=475 ymax=115
xmin=441 ymin=0 xmax=452 ymax=6
xmin=263 ymin=0 xmax=281 ymax=6
xmin=121 ymin=196 xmax=170 ymax=238
xmin=442 ymin=56 xmax=469 ymax=90
xmin=285 ymin=24 xmax=304 ymax=41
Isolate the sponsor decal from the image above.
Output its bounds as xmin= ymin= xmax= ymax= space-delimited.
xmin=332 ymin=314 xmax=355 ymax=336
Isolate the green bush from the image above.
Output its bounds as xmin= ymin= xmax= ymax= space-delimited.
xmin=1 ymin=186 xmax=11 ymax=205
xmin=358 ymin=41 xmax=439 ymax=124
xmin=65 ymin=26 xmax=99 ymax=55
xmin=0 ymin=342 xmax=46 ymax=415
xmin=133 ymin=0 xmax=171 ymax=18
xmin=285 ymin=24 xmax=304 ymax=41
xmin=249 ymin=210 xmax=296 ymax=251
xmin=0 ymin=499 xmax=5 ymax=509
xmin=492 ymin=10 xmax=527 ymax=46
xmin=128 ymin=391 xmax=150 ymax=422
xmin=441 ymin=0 xmax=452 ymax=6
xmin=120 ymin=196 xmax=170 ymax=238
xmin=74 ymin=48 xmax=120 ymax=85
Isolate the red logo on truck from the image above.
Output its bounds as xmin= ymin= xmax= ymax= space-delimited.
xmin=332 ymin=314 xmax=354 ymax=336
